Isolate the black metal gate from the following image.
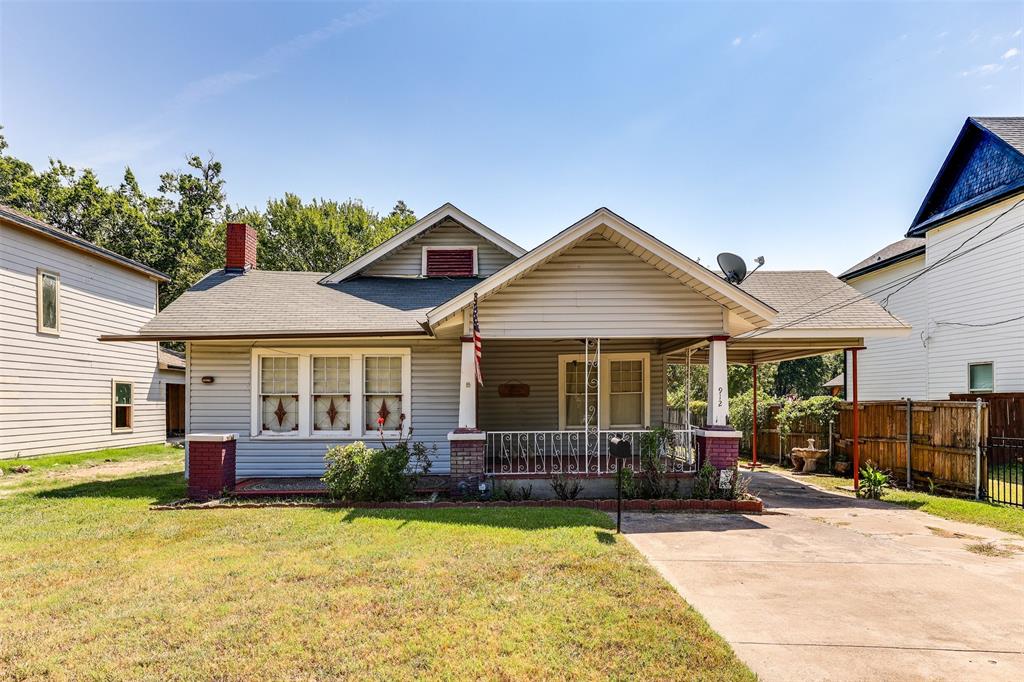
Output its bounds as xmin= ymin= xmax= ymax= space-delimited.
xmin=984 ymin=437 xmax=1024 ymax=508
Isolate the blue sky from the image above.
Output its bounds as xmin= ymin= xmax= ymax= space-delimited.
xmin=2 ymin=1 xmax=1021 ymax=274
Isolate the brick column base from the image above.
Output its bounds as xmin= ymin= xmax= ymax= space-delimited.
xmin=695 ymin=428 xmax=741 ymax=470
xmin=448 ymin=430 xmax=486 ymax=497
xmin=186 ymin=434 xmax=237 ymax=500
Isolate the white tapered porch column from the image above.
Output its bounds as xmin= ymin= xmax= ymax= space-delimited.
xmin=457 ymin=336 xmax=477 ymax=429
xmin=705 ymin=336 xmax=730 ymax=427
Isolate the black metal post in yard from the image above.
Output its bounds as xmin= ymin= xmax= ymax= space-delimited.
xmin=617 ymin=465 xmax=622 ymax=534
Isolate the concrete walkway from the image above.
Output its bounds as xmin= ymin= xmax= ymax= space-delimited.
xmin=623 ymin=471 xmax=1024 ymax=682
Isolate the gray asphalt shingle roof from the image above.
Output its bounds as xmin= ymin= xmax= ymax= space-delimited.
xmin=140 ymin=271 xmax=479 ymax=337
xmin=838 ymin=238 xmax=926 ymax=279
xmin=738 ymin=271 xmax=907 ymax=330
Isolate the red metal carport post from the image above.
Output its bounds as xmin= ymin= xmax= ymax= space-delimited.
xmin=751 ymin=364 xmax=758 ymax=469
xmin=851 ymin=348 xmax=860 ymax=492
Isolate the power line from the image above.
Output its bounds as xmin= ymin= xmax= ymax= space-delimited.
xmin=933 ymin=314 xmax=1024 ymax=328
xmin=735 ymin=213 xmax=1024 ymax=342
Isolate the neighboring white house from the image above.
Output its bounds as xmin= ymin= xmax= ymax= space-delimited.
xmin=0 ymin=205 xmax=172 ymax=458
xmin=840 ymin=117 xmax=1024 ymax=400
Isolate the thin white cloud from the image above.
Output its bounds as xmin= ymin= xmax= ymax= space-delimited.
xmin=936 ymin=31 xmax=948 ymax=39
xmin=960 ymin=63 xmax=1003 ymax=77
xmin=731 ymin=36 xmax=742 ymax=46
xmin=1014 ymin=28 xmax=1023 ymax=38
xmin=1003 ymin=47 xmax=1020 ymax=59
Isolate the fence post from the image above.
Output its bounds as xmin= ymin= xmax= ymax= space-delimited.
xmin=975 ymin=398 xmax=982 ymax=501
xmin=828 ymin=419 xmax=833 ymax=472
xmin=905 ymin=398 xmax=913 ymax=490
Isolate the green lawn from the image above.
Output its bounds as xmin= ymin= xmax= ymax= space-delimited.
xmin=745 ymin=460 xmax=1024 ymax=538
xmin=0 ymin=445 xmax=753 ymax=681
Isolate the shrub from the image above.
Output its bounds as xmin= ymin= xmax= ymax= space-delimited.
xmin=858 ymin=463 xmax=890 ymax=500
xmin=550 ymin=474 xmax=584 ymax=500
xmin=729 ymin=388 xmax=781 ymax=438
xmin=322 ymin=440 xmax=431 ymax=502
xmin=777 ymin=395 xmax=841 ymax=440
xmin=692 ymin=461 xmax=715 ymax=500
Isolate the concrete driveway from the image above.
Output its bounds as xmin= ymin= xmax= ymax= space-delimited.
xmin=623 ymin=471 xmax=1024 ymax=682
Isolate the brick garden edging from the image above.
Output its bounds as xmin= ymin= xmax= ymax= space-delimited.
xmin=153 ymin=497 xmax=763 ymax=513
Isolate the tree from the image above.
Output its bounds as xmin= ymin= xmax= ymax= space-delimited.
xmin=773 ymin=352 xmax=842 ymax=398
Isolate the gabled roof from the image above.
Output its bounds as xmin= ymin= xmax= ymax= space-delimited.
xmin=123 ymin=271 xmax=477 ymax=340
xmin=320 ymin=203 xmax=526 ymax=283
xmin=0 ymin=204 xmax=170 ymax=282
xmin=838 ymin=238 xmax=925 ymax=280
xmin=426 ymin=207 xmax=779 ymax=330
xmin=908 ymin=117 xmax=1024 ymax=236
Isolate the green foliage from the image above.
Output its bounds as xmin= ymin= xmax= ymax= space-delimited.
xmin=776 ymin=395 xmax=841 ymax=438
xmin=0 ymin=129 xmax=415 ymax=311
xmin=728 ymin=388 xmax=782 ymax=437
xmin=321 ymin=441 xmax=431 ymax=502
xmin=857 ymin=463 xmax=890 ymax=500
xmin=618 ymin=468 xmax=638 ymax=499
xmin=550 ymin=474 xmax=584 ymax=501
xmin=692 ymin=461 xmax=715 ymax=500
xmin=774 ymin=352 xmax=843 ymax=398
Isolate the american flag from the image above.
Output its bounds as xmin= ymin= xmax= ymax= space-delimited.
xmin=473 ymin=293 xmax=483 ymax=386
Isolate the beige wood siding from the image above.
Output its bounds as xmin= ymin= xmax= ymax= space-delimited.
xmin=476 ymin=234 xmax=727 ymax=338
xmin=478 ymin=339 xmax=666 ymax=432
xmin=0 ymin=223 xmax=164 ymax=458
xmin=187 ymin=338 xmax=461 ymax=476
xmin=361 ymin=221 xmax=516 ymax=277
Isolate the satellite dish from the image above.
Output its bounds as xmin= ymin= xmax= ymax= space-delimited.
xmin=717 ymin=252 xmax=747 ymax=284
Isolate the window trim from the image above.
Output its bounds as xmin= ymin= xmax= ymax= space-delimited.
xmin=967 ymin=361 xmax=995 ymax=394
xmin=36 ymin=268 xmax=61 ymax=335
xmin=311 ymin=354 xmax=354 ymax=437
xmin=557 ymin=352 xmax=650 ymax=431
xmin=111 ymin=378 xmax=134 ymax=433
xmin=421 ymin=245 xmax=478 ymax=277
xmin=250 ymin=347 xmax=411 ymax=440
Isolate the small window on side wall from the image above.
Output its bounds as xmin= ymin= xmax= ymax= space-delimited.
xmin=968 ymin=362 xmax=994 ymax=393
xmin=37 ymin=269 xmax=60 ymax=334
xmin=112 ymin=379 xmax=133 ymax=432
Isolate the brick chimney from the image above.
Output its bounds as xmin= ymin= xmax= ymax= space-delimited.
xmin=225 ymin=223 xmax=256 ymax=272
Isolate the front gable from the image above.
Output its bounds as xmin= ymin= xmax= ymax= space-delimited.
xmin=909 ymin=118 xmax=1024 ymax=236
xmin=427 ymin=207 xmax=778 ymax=336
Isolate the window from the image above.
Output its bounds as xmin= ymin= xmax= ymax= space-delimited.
xmin=260 ymin=356 xmax=299 ymax=433
xmin=312 ymin=356 xmax=351 ymax=432
xmin=365 ymin=356 xmax=404 ymax=431
xmin=558 ymin=353 xmax=650 ymax=430
xmin=250 ymin=349 xmax=410 ymax=439
xmin=422 ymin=246 xmax=477 ymax=277
xmin=111 ymin=380 xmax=133 ymax=431
xmin=968 ymin=362 xmax=994 ymax=393
xmin=36 ymin=269 xmax=60 ymax=334
xmin=609 ymin=359 xmax=644 ymax=427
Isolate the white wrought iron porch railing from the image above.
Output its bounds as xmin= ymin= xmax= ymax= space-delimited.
xmin=484 ymin=429 xmax=697 ymax=476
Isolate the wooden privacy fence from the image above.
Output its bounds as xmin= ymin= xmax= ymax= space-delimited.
xmin=833 ymin=400 xmax=987 ymax=494
xmin=949 ymin=393 xmax=1023 ymax=438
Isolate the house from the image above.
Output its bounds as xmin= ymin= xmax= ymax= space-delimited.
xmin=108 ymin=204 xmax=908 ymax=498
xmin=840 ymin=117 xmax=1024 ymax=400
xmin=0 ymin=205 xmax=172 ymax=458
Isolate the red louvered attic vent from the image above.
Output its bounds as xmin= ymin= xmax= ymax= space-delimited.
xmin=425 ymin=248 xmax=476 ymax=277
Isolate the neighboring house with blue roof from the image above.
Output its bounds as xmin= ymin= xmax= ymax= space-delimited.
xmin=840 ymin=117 xmax=1024 ymax=400
xmin=112 ymin=203 xmax=906 ymax=498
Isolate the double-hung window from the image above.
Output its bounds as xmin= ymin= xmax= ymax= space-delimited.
xmin=260 ymin=356 xmax=299 ymax=433
xmin=313 ymin=356 xmax=351 ymax=433
xmin=364 ymin=356 xmax=404 ymax=431
xmin=111 ymin=379 xmax=133 ymax=432
xmin=251 ymin=349 xmax=410 ymax=438
xmin=609 ymin=359 xmax=645 ymax=428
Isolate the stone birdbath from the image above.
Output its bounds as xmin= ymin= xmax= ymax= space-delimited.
xmin=790 ymin=438 xmax=829 ymax=473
